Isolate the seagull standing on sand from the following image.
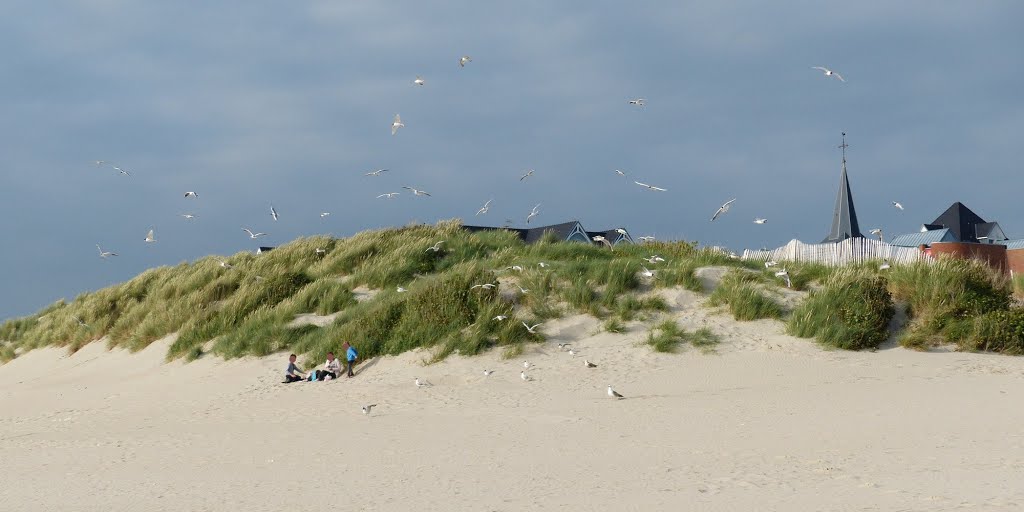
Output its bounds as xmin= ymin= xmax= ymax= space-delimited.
xmin=242 ymin=228 xmax=267 ymax=239
xmin=526 ymin=204 xmax=541 ymax=224
xmin=754 ymin=218 xmax=768 ymax=224
xmin=892 ymin=201 xmax=904 ymax=211
xmin=521 ymin=371 xmax=531 ymax=381
xmin=426 ymin=241 xmax=445 ymax=252
xmin=413 ymin=76 xmax=425 ymax=86
xmin=584 ymin=360 xmax=597 ymax=368
xmin=402 ymin=186 xmax=431 ymax=197
xmin=607 ymin=385 xmax=625 ymax=399
xmin=483 ymin=369 xmax=494 ymax=377
xmin=519 ymin=169 xmax=535 ymax=181
xmin=711 ymin=199 xmax=736 ymax=221
xmin=523 ymin=361 xmax=531 ymax=369
xmin=391 ymin=114 xmax=404 ymax=135
xmin=459 ymin=55 xmax=472 ymax=67
xmin=476 ymin=199 xmax=492 ymax=216
xmin=812 ymin=66 xmax=845 ymax=82
xmin=144 ymin=229 xmax=156 ymax=243
xmin=184 ymin=191 xmax=198 ymax=198
xmin=414 ymin=378 xmax=431 ymax=388
xmin=362 ymin=404 xmax=377 ymax=415
xmin=634 ymin=181 xmax=667 ymax=192
xmin=96 ymin=244 xmax=118 ymax=258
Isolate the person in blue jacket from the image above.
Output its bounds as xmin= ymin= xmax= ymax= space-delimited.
xmin=343 ymin=342 xmax=358 ymax=378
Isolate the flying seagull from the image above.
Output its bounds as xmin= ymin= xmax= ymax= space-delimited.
xmin=413 ymin=76 xmax=425 ymax=86
xmin=644 ymin=255 xmax=665 ymax=264
xmin=459 ymin=55 xmax=472 ymax=67
xmin=584 ymin=360 xmax=597 ymax=368
xmin=523 ymin=322 xmax=541 ymax=334
xmin=362 ymin=404 xmax=377 ymax=415
xmin=144 ymin=229 xmax=156 ymax=243
xmin=320 ymin=212 xmax=331 ymax=218
xmin=425 ymin=241 xmax=445 ymax=252
xmin=640 ymin=266 xmax=655 ymax=278
xmin=615 ymin=169 xmax=626 ymax=177
xmin=812 ymin=66 xmax=845 ymax=82
xmin=892 ymin=201 xmax=904 ymax=211
xmin=607 ymin=385 xmax=625 ymax=400
xmin=711 ymin=199 xmax=737 ymax=222
xmin=242 ymin=228 xmax=267 ymax=239
xmin=592 ymin=235 xmax=612 ymax=249
xmin=754 ymin=218 xmax=768 ymax=224
xmin=471 ymin=283 xmax=496 ymax=290
xmin=475 ymin=199 xmax=492 ymax=216
xmin=519 ymin=169 xmax=535 ymax=181
xmin=526 ymin=204 xmax=541 ymax=224
xmin=365 ymin=169 xmax=389 ymax=176
xmin=869 ymin=228 xmax=884 ymax=241
xmin=492 ymin=315 xmax=508 ymax=321
xmin=637 ymin=236 xmax=656 ymax=242
xmin=181 ymin=214 xmax=197 ymax=220
xmin=184 ymin=191 xmax=199 ymax=198
xmin=391 ymin=114 xmax=404 ymax=135
xmin=112 ymin=166 xmax=131 ymax=177
xmin=402 ymin=186 xmax=431 ymax=197
xmin=377 ymin=192 xmax=400 ymax=199
xmin=634 ymin=181 xmax=667 ymax=192
xmin=96 ymin=244 xmax=118 ymax=258
xmin=627 ymin=98 xmax=646 ymax=107
xmin=270 ymin=205 xmax=279 ymax=221
xmin=775 ymin=268 xmax=792 ymax=288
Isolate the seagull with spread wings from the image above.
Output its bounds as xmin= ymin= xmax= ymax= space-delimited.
xmin=634 ymin=181 xmax=667 ymax=192
xmin=711 ymin=199 xmax=737 ymax=222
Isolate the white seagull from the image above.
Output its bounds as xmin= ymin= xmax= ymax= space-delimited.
xmin=413 ymin=75 xmax=425 ymax=86
xmin=471 ymin=283 xmax=496 ymax=290
xmin=526 ymin=204 xmax=541 ymax=224
xmin=775 ymin=268 xmax=792 ymax=288
xmin=96 ymin=244 xmax=118 ymax=258
xmin=523 ymin=361 xmax=531 ymax=369
xmin=879 ymin=261 xmax=891 ymax=271
xmin=634 ymin=181 xmax=667 ymax=192
xmin=144 ymin=229 xmax=156 ymax=243
xmin=523 ymin=322 xmax=541 ymax=334
xmin=425 ymin=241 xmax=445 ymax=252
xmin=627 ymin=98 xmax=646 ymax=107
xmin=483 ymin=369 xmax=495 ymax=377
xmin=391 ymin=114 xmax=404 ymax=135
xmin=475 ymin=199 xmax=492 ymax=216
xmin=459 ymin=55 xmax=472 ymax=67
xmin=607 ymin=385 xmax=625 ymax=399
xmin=402 ymin=186 xmax=431 ymax=197
xmin=396 ymin=286 xmax=408 ymax=293
xmin=538 ymin=262 xmax=548 ymax=268
xmin=519 ymin=169 xmax=534 ymax=181
xmin=764 ymin=260 xmax=778 ymax=268
xmin=365 ymin=169 xmax=389 ymax=176
xmin=181 ymin=213 xmax=197 ymax=220
xmin=242 ymin=228 xmax=267 ymax=239
xmin=362 ymin=404 xmax=377 ymax=415
xmin=184 ymin=191 xmax=199 ymax=198
xmin=637 ymin=236 xmax=656 ymax=243
xmin=219 ymin=260 xmax=233 ymax=269
xmin=492 ymin=315 xmax=508 ymax=321
xmin=320 ymin=212 xmax=331 ymax=218
xmin=270 ymin=205 xmax=279 ymax=221
xmin=711 ymin=198 xmax=737 ymax=222
xmin=640 ymin=266 xmax=655 ymax=278
xmin=812 ymin=66 xmax=845 ymax=82
xmin=869 ymin=228 xmax=884 ymax=241
xmin=892 ymin=201 xmax=904 ymax=211
xmin=516 ymin=285 xmax=529 ymax=294
xmin=520 ymin=371 xmax=531 ymax=381
xmin=592 ymin=235 xmax=612 ymax=249
xmin=615 ymin=169 xmax=626 ymax=177
xmin=414 ymin=378 xmax=431 ymax=388
xmin=584 ymin=360 xmax=597 ymax=368
xmin=644 ymin=255 xmax=665 ymax=264
xmin=377 ymin=192 xmax=401 ymax=199
xmin=505 ymin=265 xmax=524 ymax=272
xmin=112 ymin=166 xmax=131 ymax=177
xmin=754 ymin=218 xmax=768 ymax=224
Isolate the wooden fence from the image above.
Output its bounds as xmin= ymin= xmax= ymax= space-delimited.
xmin=741 ymin=238 xmax=929 ymax=266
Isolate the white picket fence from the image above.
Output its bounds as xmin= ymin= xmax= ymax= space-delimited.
xmin=741 ymin=238 xmax=930 ymax=267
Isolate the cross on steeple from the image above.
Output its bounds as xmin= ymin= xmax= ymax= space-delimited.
xmin=838 ymin=132 xmax=849 ymax=163
xmin=822 ymin=132 xmax=864 ymax=243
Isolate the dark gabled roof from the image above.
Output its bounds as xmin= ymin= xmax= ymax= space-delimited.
xmin=975 ymin=222 xmax=1008 ymax=242
xmin=921 ymin=224 xmax=944 ymax=232
xmin=929 ymin=202 xmax=988 ymax=243
xmin=257 ymin=246 xmax=275 ymax=253
xmin=586 ymin=228 xmax=633 ymax=245
xmin=822 ymin=159 xmax=863 ymax=243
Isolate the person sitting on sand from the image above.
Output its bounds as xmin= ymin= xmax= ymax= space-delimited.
xmin=343 ymin=342 xmax=358 ymax=378
xmin=283 ymin=353 xmax=307 ymax=383
xmin=313 ymin=352 xmax=341 ymax=381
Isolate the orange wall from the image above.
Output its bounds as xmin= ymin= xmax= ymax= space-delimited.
xmin=929 ymin=242 xmax=1008 ymax=273
xmin=1007 ymin=249 xmax=1024 ymax=276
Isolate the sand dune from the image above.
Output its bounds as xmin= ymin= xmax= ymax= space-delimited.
xmin=4 ymin=301 xmax=1024 ymax=511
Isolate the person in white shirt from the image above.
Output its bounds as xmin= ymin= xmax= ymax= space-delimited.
xmin=313 ymin=352 xmax=341 ymax=381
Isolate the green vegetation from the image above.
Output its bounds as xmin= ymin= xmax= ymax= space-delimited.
xmin=706 ymin=271 xmax=783 ymax=321
xmin=0 ymin=220 xmax=753 ymax=363
xmin=787 ymin=269 xmax=895 ymax=350
xmin=645 ymin=319 xmax=721 ymax=353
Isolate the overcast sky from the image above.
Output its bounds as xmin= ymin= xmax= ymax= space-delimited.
xmin=2 ymin=1 xmax=1022 ymax=321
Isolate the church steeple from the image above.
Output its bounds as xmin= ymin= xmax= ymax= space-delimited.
xmin=822 ymin=132 xmax=864 ymax=243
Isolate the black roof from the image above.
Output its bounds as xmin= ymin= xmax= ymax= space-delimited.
xmin=930 ymin=202 xmax=989 ymax=243
xmin=822 ymin=159 xmax=863 ymax=243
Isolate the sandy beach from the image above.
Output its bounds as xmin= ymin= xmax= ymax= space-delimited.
xmin=4 ymin=291 xmax=1024 ymax=511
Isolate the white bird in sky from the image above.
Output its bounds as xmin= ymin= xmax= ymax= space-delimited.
xmin=362 ymin=404 xmax=377 ymax=415
xmin=459 ymin=55 xmax=472 ymax=67
xmin=584 ymin=360 xmax=597 ymax=368
xmin=711 ymin=199 xmax=737 ymax=222
xmin=526 ymin=204 xmax=540 ymax=224
xmin=775 ymin=268 xmax=792 ymax=288
xmin=414 ymin=378 xmax=431 ymax=388
xmin=377 ymin=192 xmax=400 ymax=199
xmin=181 ymin=214 xmax=197 ymax=220
xmin=144 ymin=229 xmax=156 ymax=243
xmin=242 ymin=228 xmax=267 ymax=239
xmin=634 ymin=180 xmax=667 ymax=192
xmin=607 ymin=385 xmax=625 ymax=399
xmin=523 ymin=322 xmax=541 ymax=334
xmin=93 ymin=160 xmax=106 ymax=167
xmin=519 ymin=169 xmax=534 ymax=181
xmin=492 ymin=315 xmax=508 ymax=321
xmin=892 ymin=201 xmax=904 ymax=211
xmin=184 ymin=191 xmax=198 ymax=198
xmin=270 ymin=205 xmax=279 ymax=221
xmin=812 ymin=66 xmax=845 ymax=82
xmin=112 ymin=166 xmax=131 ymax=177
xmin=869 ymin=228 xmax=884 ymax=241
xmin=754 ymin=218 xmax=768 ymax=224
xmin=426 ymin=241 xmax=445 ymax=252
xmin=320 ymin=212 xmax=331 ymax=218
xmin=365 ymin=169 xmax=389 ymax=176
xmin=627 ymin=98 xmax=646 ymax=107
xmin=476 ymin=199 xmax=492 ymax=216
xmin=614 ymin=169 xmax=627 ymax=178
xmin=402 ymin=186 xmax=431 ymax=197
xmin=391 ymin=114 xmax=404 ymax=135
xmin=520 ymin=371 xmax=531 ymax=381
xmin=413 ymin=75 xmax=425 ymax=86
xmin=96 ymin=244 xmax=118 ymax=258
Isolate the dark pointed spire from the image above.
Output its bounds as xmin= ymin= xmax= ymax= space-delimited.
xmin=822 ymin=132 xmax=864 ymax=243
